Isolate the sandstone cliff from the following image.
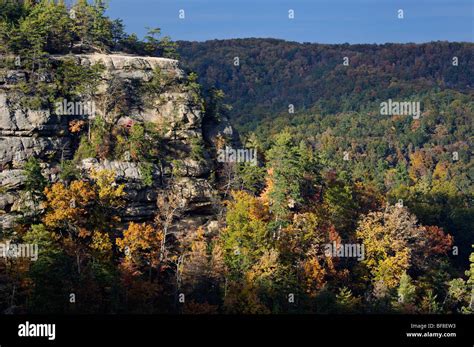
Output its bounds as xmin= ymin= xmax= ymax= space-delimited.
xmin=0 ymin=53 xmax=226 ymax=233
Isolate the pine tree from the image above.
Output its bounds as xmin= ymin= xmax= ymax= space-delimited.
xmin=336 ymin=287 xmax=360 ymax=313
xmin=397 ymin=272 xmax=416 ymax=305
xmin=23 ymin=157 xmax=47 ymax=218
xmin=266 ymin=132 xmax=304 ymax=221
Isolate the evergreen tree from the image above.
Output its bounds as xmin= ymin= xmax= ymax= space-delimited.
xmin=397 ymin=272 xmax=417 ymax=306
xmin=266 ymin=132 xmax=305 ymax=221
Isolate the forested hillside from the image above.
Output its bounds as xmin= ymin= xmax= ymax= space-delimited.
xmin=177 ymin=38 xmax=474 ymax=313
xmin=178 ymin=38 xmax=474 ymax=266
xmin=178 ymin=39 xmax=473 ymax=131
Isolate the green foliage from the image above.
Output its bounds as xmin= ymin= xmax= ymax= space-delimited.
xmin=59 ymin=160 xmax=80 ymax=182
xmin=464 ymin=246 xmax=474 ymax=313
xmin=7 ymin=56 xmax=103 ymax=111
xmin=0 ymin=0 xmax=177 ymax=57
xmin=129 ymin=123 xmax=146 ymax=160
xmin=420 ymin=289 xmax=440 ymax=314
xmin=140 ymin=162 xmax=154 ymax=187
xmin=23 ymin=224 xmax=59 ymax=258
xmin=129 ymin=122 xmax=161 ymax=162
xmin=142 ymin=67 xmax=175 ymax=103
xmin=21 ymin=223 xmax=72 ymax=313
xmin=75 ymin=135 xmax=97 ymax=161
xmin=74 ymin=118 xmax=162 ymax=187
xmin=71 ymin=0 xmax=113 ymax=50
xmin=222 ymin=191 xmax=269 ymax=279
xmin=1 ymin=3 xmax=472 ymax=315
xmin=266 ymin=131 xmax=305 ymax=221
xmin=90 ymin=115 xmax=112 ymax=159
xmin=237 ymin=162 xmax=265 ymax=194
xmin=336 ymin=287 xmax=360 ymax=313
xmin=143 ymin=27 xmax=178 ymax=58
xmin=5 ymin=0 xmax=69 ymax=55
xmin=397 ymin=272 xmax=417 ymax=305
xmin=54 ymin=57 xmax=104 ymax=100
xmin=323 ymin=181 xmax=357 ymax=234
xmin=178 ymin=39 xmax=474 ymax=132
xmin=186 ymin=72 xmax=204 ymax=110
xmin=24 ymin=157 xmax=47 ymax=202
xmin=246 ymin=90 xmax=474 ymax=267
xmin=204 ymin=88 xmax=231 ymax=123
xmin=189 ymin=136 xmax=205 ymax=162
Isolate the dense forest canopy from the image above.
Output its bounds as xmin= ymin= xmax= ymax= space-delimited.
xmin=178 ymin=38 xmax=474 ymax=313
xmin=178 ymin=37 xmax=474 ymax=266
xmin=0 ymin=1 xmax=472 ymax=315
xmin=177 ymin=38 xmax=473 ymax=132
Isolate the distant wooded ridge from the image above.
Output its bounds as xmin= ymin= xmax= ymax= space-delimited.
xmin=177 ymin=39 xmax=473 ymax=132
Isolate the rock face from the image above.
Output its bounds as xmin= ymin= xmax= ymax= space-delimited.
xmin=0 ymin=53 xmax=221 ymax=231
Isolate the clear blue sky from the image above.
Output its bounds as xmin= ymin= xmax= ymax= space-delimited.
xmin=106 ymin=0 xmax=473 ymax=43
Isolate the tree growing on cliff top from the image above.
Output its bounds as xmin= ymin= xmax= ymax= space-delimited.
xmin=0 ymin=0 xmax=177 ymax=57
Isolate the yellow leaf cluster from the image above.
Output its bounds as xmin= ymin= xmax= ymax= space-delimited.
xmin=43 ymin=181 xmax=96 ymax=228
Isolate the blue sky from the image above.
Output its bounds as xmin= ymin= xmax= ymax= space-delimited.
xmin=106 ymin=0 xmax=473 ymax=43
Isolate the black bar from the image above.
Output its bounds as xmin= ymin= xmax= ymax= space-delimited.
xmin=0 ymin=314 xmax=472 ymax=347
